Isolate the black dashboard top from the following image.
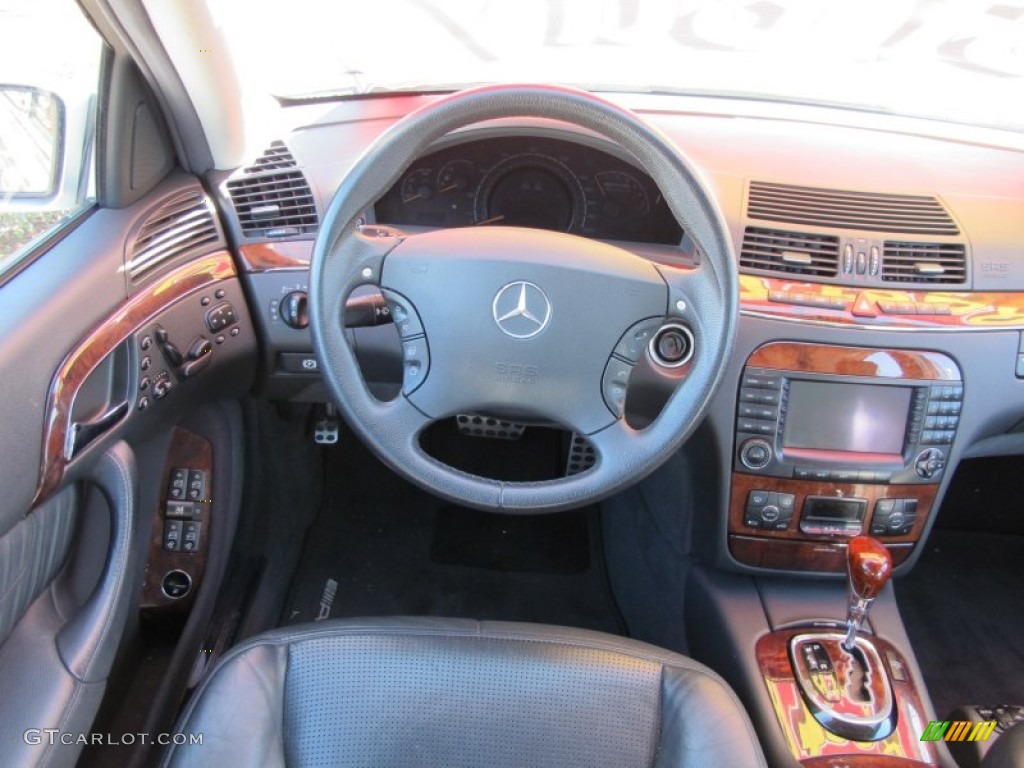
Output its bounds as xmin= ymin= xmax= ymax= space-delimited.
xmin=374 ymin=136 xmax=683 ymax=246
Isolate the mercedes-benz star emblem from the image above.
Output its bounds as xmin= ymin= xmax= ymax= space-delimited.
xmin=492 ymin=281 xmax=552 ymax=339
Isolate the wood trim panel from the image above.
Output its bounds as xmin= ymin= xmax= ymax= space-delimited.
xmin=141 ymin=427 xmax=211 ymax=609
xmin=33 ymin=253 xmax=236 ymax=507
xmin=741 ymin=273 xmax=1024 ymax=330
xmin=757 ymin=629 xmax=939 ymax=766
xmin=237 ymin=241 xmax=312 ymax=271
xmin=730 ymin=536 xmax=913 ymax=571
xmin=746 ymin=342 xmax=961 ymax=381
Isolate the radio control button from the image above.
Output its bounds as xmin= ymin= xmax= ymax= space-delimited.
xmin=794 ymin=467 xmax=814 ymax=480
xmin=739 ymin=403 xmax=776 ymax=420
xmin=739 ymin=439 xmax=773 ymax=470
xmin=832 ymin=469 xmax=859 ymax=483
xmin=811 ymin=468 xmax=831 ymax=482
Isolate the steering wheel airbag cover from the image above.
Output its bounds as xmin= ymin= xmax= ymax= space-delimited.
xmin=382 ymin=226 xmax=667 ymax=432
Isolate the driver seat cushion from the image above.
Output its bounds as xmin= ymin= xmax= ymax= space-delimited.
xmin=161 ymin=617 xmax=766 ymax=768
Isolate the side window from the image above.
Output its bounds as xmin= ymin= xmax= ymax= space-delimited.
xmin=0 ymin=0 xmax=105 ymax=275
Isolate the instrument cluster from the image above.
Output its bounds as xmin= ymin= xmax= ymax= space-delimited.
xmin=375 ymin=135 xmax=683 ymax=245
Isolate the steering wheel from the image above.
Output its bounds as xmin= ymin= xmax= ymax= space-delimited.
xmin=309 ymin=84 xmax=737 ymax=513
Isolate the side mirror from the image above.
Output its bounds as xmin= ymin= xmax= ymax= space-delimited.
xmin=0 ymin=86 xmax=65 ymax=201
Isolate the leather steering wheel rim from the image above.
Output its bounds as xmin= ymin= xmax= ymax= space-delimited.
xmin=309 ymin=84 xmax=738 ymax=513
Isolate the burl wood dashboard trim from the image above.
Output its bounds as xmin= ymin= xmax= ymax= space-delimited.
xmin=757 ymin=629 xmax=938 ymax=766
xmin=747 ymin=342 xmax=961 ymax=381
xmin=238 ymin=241 xmax=312 ymax=271
xmin=33 ymin=253 xmax=236 ymax=507
xmin=239 ymin=242 xmax=1024 ymax=330
xmin=742 ymin=274 xmax=1024 ymax=330
xmin=142 ymin=427 xmax=212 ymax=609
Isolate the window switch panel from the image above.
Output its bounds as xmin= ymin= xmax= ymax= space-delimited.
xmin=163 ymin=520 xmax=183 ymax=552
xmin=186 ymin=470 xmax=207 ymax=501
xmin=168 ymin=468 xmax=189 ymax=500
xmin=166 ymin=500 xmax=197 ymax=520
xmin=181 ymin=521 xmax=202 ymax=553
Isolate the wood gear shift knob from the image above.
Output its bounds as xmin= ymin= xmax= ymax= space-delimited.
xmin=847 ymin=536 xmax=893 ymax=600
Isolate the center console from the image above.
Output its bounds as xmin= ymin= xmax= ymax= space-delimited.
xmin=730 ymin=342 xmax=962 ymax=572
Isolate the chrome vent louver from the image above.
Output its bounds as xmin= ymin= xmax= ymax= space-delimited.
xmin=881 ymin=241 xmax=967 ymax=284
xmin=227 ymin=141 xmax=318 ymax=237
xmin=748 ymin=182 xmax=959 ymax=236
xmin=127 ymin=191 xmax=219 ymax=280
xmin=740 ymin=227 xmax=840 ymax=278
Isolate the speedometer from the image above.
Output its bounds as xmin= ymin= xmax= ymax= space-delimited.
xmin=474 ymin=154 xmax=586 ymax=231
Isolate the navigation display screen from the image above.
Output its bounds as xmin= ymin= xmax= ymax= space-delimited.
xmin=783 ymin=381 xmax=911 ymax=455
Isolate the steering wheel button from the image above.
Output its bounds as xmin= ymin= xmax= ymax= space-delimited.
xmin=401 ymin=338 xmax=430 ymax=394
xmin=601 ymin=357 xmax=634 ymax=416
xmin=382 ymin=289 xmax=424 ymax=339
xmin=613 ymin=319 xmax=661 ymax=362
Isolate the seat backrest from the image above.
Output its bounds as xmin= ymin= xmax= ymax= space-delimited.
xmin=161 ymin=617 xmax=767 ymax=768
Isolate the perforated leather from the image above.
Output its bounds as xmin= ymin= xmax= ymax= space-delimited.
xmin=163 ymin=617 xmax=766 ymax=768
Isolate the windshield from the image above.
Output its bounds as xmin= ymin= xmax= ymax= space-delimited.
xmin=212 ymin=0 xmax=1024 ymax=132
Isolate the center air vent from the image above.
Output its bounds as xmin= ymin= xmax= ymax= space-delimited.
xmin=748 ymin=182 xmax=959 ymax=236
xmin=740 ymin=227 xmax=840 ymax=278
xmin=127 ymin=191 xmax=219 ymax=280
xmin=881 ymin=241 xmax=967 ymax=284
xmin=226 ymin=141 xmax=318 ymax=238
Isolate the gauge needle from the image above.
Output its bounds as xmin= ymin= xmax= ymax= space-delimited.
xmin=402 ymin=193 xmax=424 ymax=203
xmin=475 ymin=215 xmax=505 ymax=226
xmin=595 ymin=176 xmax=606 ymax=197
xmin=439 ymin=184 xmax=458 ymax=193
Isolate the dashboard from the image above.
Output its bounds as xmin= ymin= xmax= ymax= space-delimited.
xmin=205 ymin=93 xmax=1024 ymax=577
xmin=373 ymin=135 xmax=682 ymax=245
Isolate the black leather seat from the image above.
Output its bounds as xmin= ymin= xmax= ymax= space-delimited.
xmin=162 ymin=617 xmax=766 ymax=767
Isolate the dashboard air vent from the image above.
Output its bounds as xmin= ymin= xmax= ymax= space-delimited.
xmin=740 ymin=227 xmax=840 ymax=278
xmin=127 ymin=191 xmax=219 ymax=280
xmin=748 ymin=182 xmax=959 ymax=235
xmin=226 ymin=168 xmax=318 ymax=238
xmin=881 ymin=241 xmax=967 ymax=284
xmin=244 ymin=140 xmax=297 ymax=173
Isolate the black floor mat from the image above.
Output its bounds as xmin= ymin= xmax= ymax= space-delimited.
xmin=281 ymin=435 xmax=624 ymax=634
xmin=897 ymin=529 xmax=1024 ymax=718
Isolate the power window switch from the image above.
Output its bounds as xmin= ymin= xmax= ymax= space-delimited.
xmin=163 ymin=520 xmax=183 ymax=552
xmin=181 ymin=521 xmax=202 ymax=553
xmin=186 ymin=470 xmax=207 ymax=501
xmin=168 ymin=468 xmax=188 ymax=500
xmin=166 ymin=500 xmax=195 ymax=519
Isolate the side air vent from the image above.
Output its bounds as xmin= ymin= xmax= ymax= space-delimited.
xmin=244 ymin=140 xmax=297 ymax=173
xmin=881 ymin=241 xmax=967 ymax=284
xmin=748 ymin=182 xmax=959 ymax=236
xmin=226 ymin=156 xmax=318 ymax=238
xmin=127 ymin=191 xmax=219 ymax=280
xmin=740 ymin=227 xmax=840 ymax=278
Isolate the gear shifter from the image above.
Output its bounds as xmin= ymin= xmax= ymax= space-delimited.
xmin=787 ymin=535 xmax=897 ymax=741
xmin=843 ymin=536 xmax=893 ymax=651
